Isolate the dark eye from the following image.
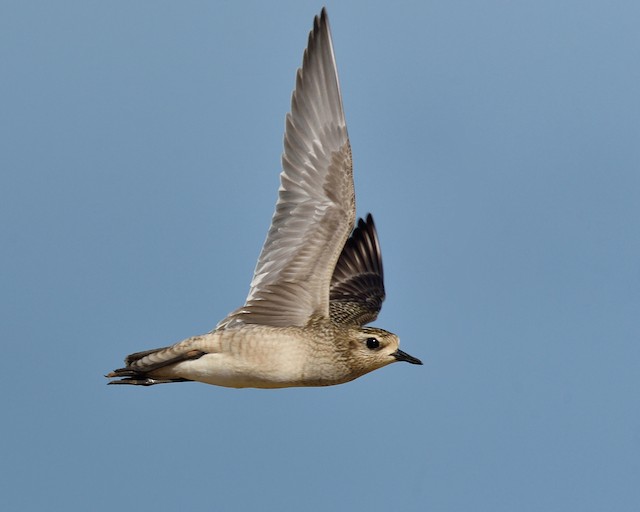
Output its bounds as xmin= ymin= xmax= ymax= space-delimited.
xmin=366 ymin=337 xmax=380 ymax=350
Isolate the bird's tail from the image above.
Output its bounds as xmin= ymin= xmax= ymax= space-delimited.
xmin=106 ymin=345 xmax=205 ymax=386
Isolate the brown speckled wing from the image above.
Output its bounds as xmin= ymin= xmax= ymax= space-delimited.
xmin=329 ymin=214 xmax=385 ymax=326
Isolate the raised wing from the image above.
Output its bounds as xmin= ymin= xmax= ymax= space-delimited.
xmin=218 ymin=9 xmax=354 ymax=329
xmin=329 ymin=214 xmax=385 ymax=326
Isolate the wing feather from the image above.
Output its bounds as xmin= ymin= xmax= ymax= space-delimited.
xmin=218 ymin=9 xmax=354 ymax=329
xmin=330 ymin=214 xmax=386 ymax=326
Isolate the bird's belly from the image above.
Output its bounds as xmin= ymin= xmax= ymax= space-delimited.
xmin=172 ymin=352 xmax=306 ymax=388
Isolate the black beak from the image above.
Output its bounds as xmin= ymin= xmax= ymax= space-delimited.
xmin=393 ymin=349 xmax=423 ymax=365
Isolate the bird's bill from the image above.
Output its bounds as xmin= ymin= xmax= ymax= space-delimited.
xmin=392 ymin=349 xmax=423 ymax=365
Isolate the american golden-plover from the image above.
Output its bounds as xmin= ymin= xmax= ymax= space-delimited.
xmin=107 ymin=8 xmax=422 ymax=388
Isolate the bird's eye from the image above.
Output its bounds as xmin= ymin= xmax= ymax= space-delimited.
xmin=366 ymin=337 xmax=380 ymax=350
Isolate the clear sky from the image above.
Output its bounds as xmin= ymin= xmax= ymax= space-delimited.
xmin=2 ymin=1 xmax=639 ymax=510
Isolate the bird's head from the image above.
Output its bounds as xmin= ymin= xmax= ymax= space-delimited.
xmin=346 ymin=326 xmax=422 ymax=377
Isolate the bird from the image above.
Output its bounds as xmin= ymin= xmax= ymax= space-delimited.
xmin=107 ymin=8 xmax=422 ymax=389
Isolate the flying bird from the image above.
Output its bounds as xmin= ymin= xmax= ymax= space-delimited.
xmin=107 ymin=8 xmax=422 ymax=388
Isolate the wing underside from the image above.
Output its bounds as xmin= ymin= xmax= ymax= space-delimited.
xmin=219 ymin=9 xmax=354 ymax=329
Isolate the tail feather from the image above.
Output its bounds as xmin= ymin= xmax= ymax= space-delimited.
xmin=106 ymin=345 xmax=206 ymax=386
xmin=107 ymin=376 xmax=193 ymax=386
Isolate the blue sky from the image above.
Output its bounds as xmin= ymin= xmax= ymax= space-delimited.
xmin=2 ymin=1 xmax=639 ymax=510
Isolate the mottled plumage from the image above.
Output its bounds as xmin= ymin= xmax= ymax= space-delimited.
xmin=107 ymin=8 xmax=421 ymax=389
xmin=330 ymin=214 xmax=385 ymax=326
